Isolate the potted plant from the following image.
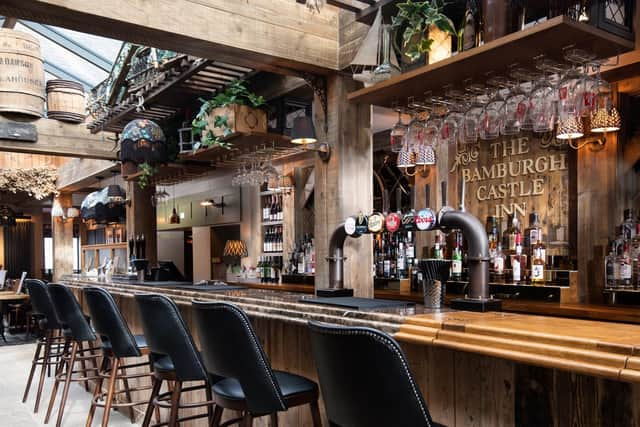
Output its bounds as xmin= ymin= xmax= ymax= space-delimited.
xmin=192 ymin=80 xmax=267 ymax=150
xmin=391 ymin=0 xmax=456 ymax=67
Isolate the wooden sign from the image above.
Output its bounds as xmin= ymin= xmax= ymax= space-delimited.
xmin=449 ymin=136 xmax=570 ymax=253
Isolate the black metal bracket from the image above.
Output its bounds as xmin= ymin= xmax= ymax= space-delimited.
xmin=302 ymin=73 xmax=328 ymax=134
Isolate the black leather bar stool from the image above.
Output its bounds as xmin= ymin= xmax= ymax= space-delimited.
xmin=84 ymin=286 xmax=155 ymax=427
xmin=135 ymin=293 xmax=219 ymax=427
xmin=21 ymin=279 xmax=67 ymax=413
xmin=45 ymin=284 xmax=102 ymax=427
xmin=308 ymin=321 xmax=445 ymax=427
xmin=193 ymin=301 xmax=322 ymax=427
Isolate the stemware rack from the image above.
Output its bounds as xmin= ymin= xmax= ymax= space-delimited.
xmin=348 ymin=16 xmax=634 ymax=108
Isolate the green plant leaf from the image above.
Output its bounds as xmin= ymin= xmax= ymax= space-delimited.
xmin=418 ymin=37 xmax=434 ymax=53
xmin=434 ymin=16 xmax=456 ymax=35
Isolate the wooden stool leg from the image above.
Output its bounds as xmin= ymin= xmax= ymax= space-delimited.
xmin=212 ymin=406 xmax=224 ymax=427
xmin=168 ymin=381 xmax=182 ymax=427
xmin=78 ymin=341 xmax=90 ymax=392
xmin=142 ymin=377 xmax=162 ymax=427
xmin=22 ymin=336 xmax=43 ymax=403
xmin=205 ymin=385 xmax=214 ymax=425
xmin=85 ymin=355 xmax=110 ymax=427
xmin=270 ymin=412 xmax=278 ymax=427
xmin=242 ymin=412 xmax=254 ymax=427
xmin=101 ymin=357 xmax=119 ymax=427
xmin=310 ymin=400 xmax=322 ymax=427
xmin=45 ymin=340 xmax=76 ymax=425
xmin=119 ymin=363 xmax=136 ymax=423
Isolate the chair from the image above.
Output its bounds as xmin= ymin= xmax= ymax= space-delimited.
xmin=134 ymin=293 xmax=218 ymax=427
xmin=83 ymin=286 xmax=155 ymax=427
xmin=45 ymin=284 xmax=102 ymax=427
xmin=192 ymin=301 xmax=321 ymax=427
xmin=308 ymin=321 xmax=445 ymax=427
xmin=8 ymin=272 xmax=33 ymax=333
xmin=21 ymin=279 xmax=67 ymax=413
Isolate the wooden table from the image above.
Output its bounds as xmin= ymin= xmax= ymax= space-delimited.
xmin=0 ymin=292 xmax=29 ymax=342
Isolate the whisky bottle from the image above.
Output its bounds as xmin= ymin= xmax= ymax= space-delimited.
xmin=451 ymin=242 xmax=463 ymax=281
xmin=511 ymin=233 xmax=523 ymax=283
xmin=486 ymin=215 xmax=499 ymax=264
xmin=524 ymin=212 xmax=541 ymax=255
xmin=531 ymin=240 xmax=545 ymax=283
xmin=494 ymin=243 xmax=505 ymax=278
xmin=433 ymin=232 xmax=444 ymax=259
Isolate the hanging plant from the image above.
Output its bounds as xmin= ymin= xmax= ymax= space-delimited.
xmin=0 ymin=167 xmax=58 ymax=200
xmin=192 ymin=79 xmax=266 ymax=151
xmin=137 ymin=162 xmax=159 ymax=189
xmin=391 ymin=0 xmax=456 ymax=62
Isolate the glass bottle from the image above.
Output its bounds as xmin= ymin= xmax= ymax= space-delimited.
xmin=373 ymin=24 xmax=399 ymax=82
xmin=451 ymin=241 xmax=463 ymax=281
xmin=486 ymin=215 xmax=499 ymax=264
xmin=494 ymin=243 xmax=506 ymax=279
xmin=623 ymin=209 xmax=636 ymax=241
xmin=605 ymin=247 xmax=616 ymax=288
xmin=524 ymin=212 xmax=541 ymax=255
xmin=511 ymin=233 xmax=523 ymax=283
xmin=531 ymin=239 xmax=545 ymax=284
xmin=433 ymin=232 xmax=444 ymax=259
xmin=502 ymin=214 xmax=514 ymax=255
xmin=618 ymin=243 xmax=632 ymax=288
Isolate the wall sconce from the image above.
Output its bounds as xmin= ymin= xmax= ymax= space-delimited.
xmin=52 ymin=198 xmax=78 ymax=222
xmin=560 ymin=107 xmax=621 ymax=150
xmin=291 ymin=116 xmax=331 ymax=161
xmin=200 ymin=196 xmax=226 ymax=215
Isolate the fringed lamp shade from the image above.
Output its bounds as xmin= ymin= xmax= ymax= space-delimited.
xmin=80 ymin=187 xmax=126 ymax=224
xmin=223 ymin=240 xmax=248 ymax=257
xmin=119 ymin=119 xmax=168 ymax=164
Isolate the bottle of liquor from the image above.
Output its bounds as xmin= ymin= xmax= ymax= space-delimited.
xmin=631 ymin=224 xmax=640 ymax=288
xmin=618 ymin=242 xmax=632 ymax=288
xmin=623 ymin=209 xmax=636 ymax=240
xmin=433 ymin=232 xmax=444 ymax=259
xmin=397 ymin=239 xmax=407 ymax=279
xmin=494 ymin=243 xmax=506 ymax=279
xmin=531 ymin=239 xmax=545 ymax=283
xmin=375 ymin=235 xmax=384 ymax=278
xmin=512 ymin=233 xmax=523 ymax=283
xmin=258 ymin=257 xmax=265 ymax=283
xmin=502 ymin=214 xmax=514 ymax=255
xmin=486 ymin=215 xmax=499 ymax=264
xmin=605 ymin=247 xmax=616 ymax=288
xmin=383 ymin=236 xmax=391 ymax=278
xmin=524 ymin=212 xmax=542 ymax=256
xmin=462 ymin=0 xmax=478 ymax=51
xmin=451 ymin=241 xmax=463 ymax=281
xmin=405 ymin=231 xmax=415 ymax=266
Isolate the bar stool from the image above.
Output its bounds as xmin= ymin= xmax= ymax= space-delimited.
xmin=134 ymin=293 xmax=219 ymax=427
xmin=21 ymin=279 xmax=67 ymax=413
xmin=192 ymin=301 xmax=321 ymax=427
xmin=45 ymin=284 xmax=102 ymax=427
xmin=83 ymin=286 xmax=155 ymax=427
xmin=308 ymin=321 xmax=445 ymax=427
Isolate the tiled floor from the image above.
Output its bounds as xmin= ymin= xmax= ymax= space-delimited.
xmin=0 ymin=341 xmax=138 ymax=427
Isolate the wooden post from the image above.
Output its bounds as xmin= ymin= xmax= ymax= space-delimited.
xmin=192 ymin=226 xmax=211 ymax=282
xmin=126 ymin=182 xmax=157 ymax=266
xmin=314 ymin=75 xmax=373 ymax=297
xmin=52 ymin=192 xmax=73 ymax=281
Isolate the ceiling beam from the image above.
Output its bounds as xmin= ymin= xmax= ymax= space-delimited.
xmin=1 ymin=16 xmax=17 ymax=28
xmin=0 ymin=0 xmax=339 ymax=75
xmin=57 ymin=158 xmax=118 ymax=191
xmin=0 ymin=117 xmax=118 ymax=160
xmin=19 ymin=20 xmax=113 ymax=72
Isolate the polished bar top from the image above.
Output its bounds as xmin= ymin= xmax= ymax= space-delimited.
xmin=62 ymin=276 xmax=640 ymax=382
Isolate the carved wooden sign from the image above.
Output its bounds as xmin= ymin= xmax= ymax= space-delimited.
xmin=449 ymin=136 xmax=570 ymax=253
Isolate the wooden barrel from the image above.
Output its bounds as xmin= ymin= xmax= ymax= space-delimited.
xmin=46 ymin=79 xmax=86 ymax=123
xmin=0 ymin=28 xmax=45 ymax=117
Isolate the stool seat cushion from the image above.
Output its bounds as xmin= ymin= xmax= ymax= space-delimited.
xmin=153 ymin=355 xmax=175 ymax=373
xmin=213 ymin=371 xmax=317 ymax=403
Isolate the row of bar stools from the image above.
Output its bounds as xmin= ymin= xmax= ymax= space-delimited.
xmin=45 ymin=284 xmax=102 ymax=427
xmin=83 ymin=286 xmax=156 ymax=427
xmin=22 ymin=279 xmax=68 ymax=413
xmin=134 ymin=294 xmax=218 ymax=427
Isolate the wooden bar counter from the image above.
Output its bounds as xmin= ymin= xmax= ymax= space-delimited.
xmin=62 ymin=276 xmax=640 ymax=426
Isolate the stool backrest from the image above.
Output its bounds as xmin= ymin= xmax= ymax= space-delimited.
xmin=134 ymin=293 xmax=207 ymax=382
xmin=308 ymin=321 xmax=434 ymax=427
xmin=48 ymin=284 xmax=96 ymax=342
xmin=84 ymin=286 xmax=140 ymax=358
xmin=25 ymin=279 xmax=62 ymax=330
xmin=192 ymin=301 xmax=286 ymax=415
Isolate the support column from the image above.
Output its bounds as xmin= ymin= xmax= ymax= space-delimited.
xmin=126 ymin=182 xmax=157 ymax=265
xmin=52 ymin=192 xmax=73 ymax=281
xmin=314 ymin=75 xmax=373 ymax=297
xmin=192 ymin=226 xmax=211 ymax=282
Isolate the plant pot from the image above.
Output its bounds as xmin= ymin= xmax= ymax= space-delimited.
xmin=207 ymin=104 xmax=267 ymax=137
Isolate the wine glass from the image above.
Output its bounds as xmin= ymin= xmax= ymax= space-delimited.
xmin=390 ymin=104 xmax=406 ymax=153
xmin=481 ymin=76 xmax=508 ymax=140
xmin=463 ymin=83 xmax=487 ymax=144
xmin=530 ymin=59 xmax=558 ymax=134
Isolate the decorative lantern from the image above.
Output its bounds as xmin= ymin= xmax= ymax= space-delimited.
xmin=0 ymin=205 xmax=17 ymax=226
xmin=80 ymin=187 xmax=126 ymax=224
xmin=119 ymin=119 xmax=168 ymax=164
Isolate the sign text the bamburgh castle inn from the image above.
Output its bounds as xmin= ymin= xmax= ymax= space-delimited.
xmin=449 ymin=136 xmax=569 ymax=252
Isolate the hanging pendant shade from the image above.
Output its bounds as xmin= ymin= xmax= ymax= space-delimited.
xmin=107 ymin=184 xmax=126 ymax=203
xmin=591 ymin=107 xmax=621 ymax=133
xmin=170 ymin=207 xmax=180 ymax=224
xmin=556 ymin=116 xmax=584 ymax=140
xmin=119 ymin=119 xmax=168 ymax=164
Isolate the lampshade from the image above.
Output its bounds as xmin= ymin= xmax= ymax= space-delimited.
xmin=66 ymin=208 xmax=80 ymax=218
xmin=107 ymin=184 xmax=126 ymax=203
xmin=291 ymin=116 xmax=317 ymax=144
xmin=397 ymin=146 xmax=416 ymax=168
xmin=51 ymin=198 xmax=65 ymax=218
xmin=200 ymin=199 xmax=214 ymax=207
xmin=119 ymin=118 xmax=168 ymax=164
xmin=415 ymin=144 xmax=436 ymax=166
xmin=223 ymin=240 xmax=248 ymax=257
xmin=590 ymin=107 xmax=621 ymax=133
xmin=556 ymin=116 xmax=584 ymax=140
xmin=0 ymin=205 xmax=17 ymax=226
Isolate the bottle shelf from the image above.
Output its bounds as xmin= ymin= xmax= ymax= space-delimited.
xmin=261 ymin=252 xmax=283 ymax=256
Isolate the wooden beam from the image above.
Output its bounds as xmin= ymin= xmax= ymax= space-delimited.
xmin=0 ymin=117 xmax=118 ymax=160
xmin=2 ymin=17 xmax=17 ymax=28
xmin=0 ymin=0 xmax=339 ymax=74
xmin=57 ymin=158 xmax=119 ymax=191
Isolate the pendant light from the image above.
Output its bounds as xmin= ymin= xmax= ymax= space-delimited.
xmin=290 ymin=116 xmax=331 ymax=161
xmin=107 ymin=170 xmax=126 ymax=204
xmin=169 ymin=184 xmax=180 ymax=224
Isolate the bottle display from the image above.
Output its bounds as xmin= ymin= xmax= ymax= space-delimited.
xmin=262 ymin=225 xmax=283 ymax=253
xmin=262 ymin=194 xmax=283 ymax=222
xmin=290 ymin=234 xmax=315 ymax=275
xmin=604 ymin=209 xmax=639 ymax=290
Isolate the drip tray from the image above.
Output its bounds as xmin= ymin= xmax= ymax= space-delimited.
xmin=300 ymin=296 xmax=414 ymax=310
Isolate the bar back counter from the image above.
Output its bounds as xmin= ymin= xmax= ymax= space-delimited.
xmin=62 ymin=276 xmax=640 ymax=427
